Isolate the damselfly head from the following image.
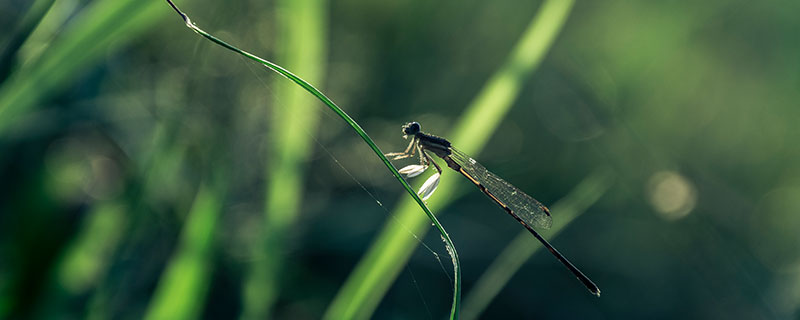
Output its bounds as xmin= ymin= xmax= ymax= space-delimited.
xmin=402 ymin=122 xmax=421 ymax=136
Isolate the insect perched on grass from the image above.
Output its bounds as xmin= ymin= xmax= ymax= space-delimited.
xmin=387 ymin=121 xmax=600 ymax=296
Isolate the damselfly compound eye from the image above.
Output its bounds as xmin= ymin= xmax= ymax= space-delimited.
xmin=402 ymin=122 xmax=421 ymax=135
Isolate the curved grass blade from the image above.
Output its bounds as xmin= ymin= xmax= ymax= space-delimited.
xmin=162 ymin=1 xmax=462 ymax=318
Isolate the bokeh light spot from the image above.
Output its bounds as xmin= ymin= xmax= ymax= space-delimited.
xmin=647 ymin=171 xmax=697 ymax=220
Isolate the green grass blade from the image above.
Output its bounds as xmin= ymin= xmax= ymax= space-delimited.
xmin=144 ymin=182 xmax=224 ymax=320
xmin=323 ymin=0 xmax=575 ymax=318
xmin=82 ymin=121 xmax=190 ymax=319
xmin=0 ymin=0 xmax=55 ymax=82
xmin=162 ymin=1 xmax=462 ymax=318
xmin=462 ymin=168 xmax=615 ymax=320
xmin=49 ymin=203 xmax=126 ymax=307
xmin=240 ymin=0 xmax=328 ymax=318
xmin=0 ymin=0 xmax=168 ymax=134
xmin=40 ymin=123 xmax=188 ymax=318
xmin=2 ymin=199 xmax=126 ymax=319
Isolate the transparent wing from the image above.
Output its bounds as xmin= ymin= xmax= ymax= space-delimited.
xmin=449 ymin=148 xmax=553 ymax=229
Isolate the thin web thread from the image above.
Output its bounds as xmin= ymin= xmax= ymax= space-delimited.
xmin=242 ymin=57 xmax=453 ymax=287
xmin=406 ymin=266 xmax=434 ymax=320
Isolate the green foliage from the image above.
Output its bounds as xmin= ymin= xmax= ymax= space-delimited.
xmin=2 ymin=0 xmax=800 ymax=319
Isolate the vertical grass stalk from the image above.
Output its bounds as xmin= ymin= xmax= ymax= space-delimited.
xmin=324 ymin=0 xmax=576 ymax=318
xmin=240 ymin=0 xmax=328 ymax=318
xmin=144 ymin=182 xmax=225 ymax=320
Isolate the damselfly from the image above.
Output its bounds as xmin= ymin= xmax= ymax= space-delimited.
xmin=386 ymin=121 xmax=600 ymax=296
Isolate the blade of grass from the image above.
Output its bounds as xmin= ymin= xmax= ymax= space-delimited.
xmin=240 ymin=0 xmax=328 ymax=318
xmin=82 ymin=92 xmax=195 ymax=319
xmin=324 ymin=0 xmax=576 ymax=318
xmin=462 ymin=167 xmax=615 ymax=320
xmin=33 ymin=203 xmax=127 ymax=318
xmin=144 ymin=181 xmax=225 ymax=320
xmin=0 ymin=0 xmax=55 ymax=82
xmin=162 ymin=1 xmax=462 ymax=318
xmin=40 ymin=126 xmax=188 ymax=318
xmin=0 ymin=0 xmax=168 ymax=135
xmin=15 ymin=0 xmax=82 ymax=71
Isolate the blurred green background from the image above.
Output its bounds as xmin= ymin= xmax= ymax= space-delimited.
xmin=2 ymin=0 xmax=800 ymax=319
